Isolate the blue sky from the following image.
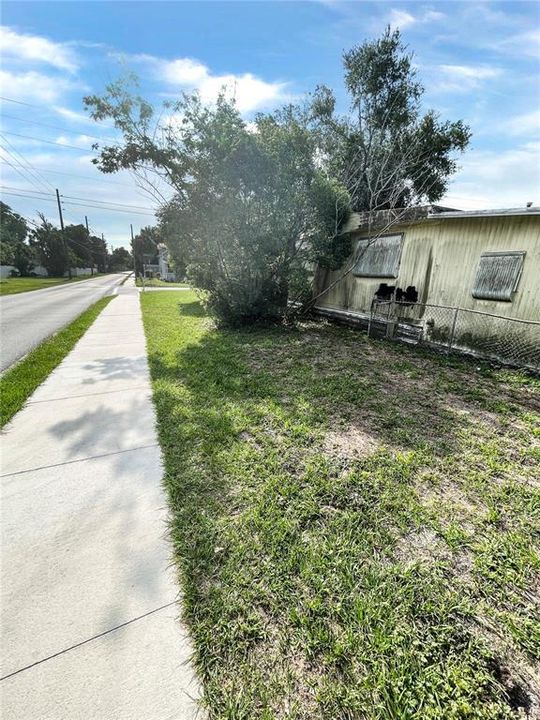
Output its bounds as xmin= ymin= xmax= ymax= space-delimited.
xmin=1 ymin=1 xmax=539 ymax=247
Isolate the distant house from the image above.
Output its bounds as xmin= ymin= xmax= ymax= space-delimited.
xmin=142 ymin=244 xmax=176 ymax=281
xmin=314 ymin=205 xmax=540 ymax=366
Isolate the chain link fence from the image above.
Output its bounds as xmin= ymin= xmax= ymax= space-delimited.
xmin=368 ymin=300 xmax=540 ymax=371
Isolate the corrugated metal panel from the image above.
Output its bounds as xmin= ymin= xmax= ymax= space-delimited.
xmin=314 ymin=214 xmax=539 ymax=321
xmin=354 ymin=234 xmax=403 ymax=278
xmin=472 ymin=252 xmax=525 ymax=301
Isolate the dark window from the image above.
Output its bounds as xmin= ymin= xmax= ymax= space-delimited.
xmin=472 ymin=251 xmax=525 ymax=301
xmin=354 ymin=234 xmax=403 ymax=278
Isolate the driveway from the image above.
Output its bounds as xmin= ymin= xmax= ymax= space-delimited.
xmin=0 ymin=273 xmax=129 ymax=372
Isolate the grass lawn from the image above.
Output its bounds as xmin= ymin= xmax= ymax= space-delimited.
xmin=0 ymin=295 xmax=114 ymax=427
xmin=135 ymin=277 xmax=189 ymax=288
xmin=0 ymin=274 xmax=104 ymax=296
xmin=141 ymin=291 xmax=539 ymax=720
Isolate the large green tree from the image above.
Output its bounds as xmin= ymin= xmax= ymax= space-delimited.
xmin=30 ymin=215 xmax=70 ymax=277
xmin=109 ymin=246 xmax=133 ymax=271
xmin=0 ymin=202 xmax=33 ymax=274
xmin=12 ymin=242 xmax=35 ymax=277
xmin=310 ymin=27 xmax=471 ymax=211
xmin=84 ymin=88 xmax=350 ymax=324
xmin=64 ymin=224 xmax=94 ymax=270
xmin=88 ymin=235 xmax=109 ymax=273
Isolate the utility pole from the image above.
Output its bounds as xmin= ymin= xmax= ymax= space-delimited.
xmin=56 ymin=188 xmax=65 ymax=232
xmin=102 ymin=233 xmax=107 ymax=273
xmin=129 ymin=223 xmax=138 ymax=279
xmin=84 ymin=215 xmax=94 ymax=276
xmin=56 ymin=188 xmax=71 ymax=279
xmin=130 ymin=224 xmax=137 ymax=279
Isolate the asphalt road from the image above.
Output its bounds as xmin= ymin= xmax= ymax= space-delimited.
xmin=0 ymin=273 xmax=130 ymax=372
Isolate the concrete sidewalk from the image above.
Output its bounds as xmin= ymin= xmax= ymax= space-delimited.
xmin=0 ymin=281 xmax=201 ymax=718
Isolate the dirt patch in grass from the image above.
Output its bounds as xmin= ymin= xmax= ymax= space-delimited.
xmin=394 ymin=528 xmax=451 ymax=565
xmin=323 ymin=424 xmax=380 ymax=460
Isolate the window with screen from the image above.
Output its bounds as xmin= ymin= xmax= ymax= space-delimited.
xmin=472 ymin=251 xmax=525 ymax=301
xmin=353 ymin=234 xmax=403 ymax=278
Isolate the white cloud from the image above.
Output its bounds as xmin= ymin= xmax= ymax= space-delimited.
xmin=435 ymin=64 xmax=502 ymax=92
xmin=162 ymin=58 xmax=209 ymax=86
xmin=389 ymin=9 xmax=416 ymax=29
xmin=0 ymin=26 xmax=78 ymax=72
xmin=503 ymin=110 xmax=540 ymax=137
xmin=0 ymin=69 xmax=75 ymax=103
xmin=423 ymin=10 xmax=445 ymax=22
xmin=388 ymin=7 xmax=445 ymax=30
xmin=198 ymin=72 xmax=288 ymax=114
xmin=146 ymin=55 xmax=290 ymax=114
xmin=54 ymin=134 xmax=98 ymax=149
xmin=497 ymin=29 xmax=540 ymax=59
xmin=439 ymin=64 xmax=501 ymax=80
xmin=444 ymin=142 xmax=540 ymax=209
xmin=53 ymin=106 xmax=99 ymax=125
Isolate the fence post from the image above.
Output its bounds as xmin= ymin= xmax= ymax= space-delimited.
xmin=386 ymin=300 xmax=396 ymax=339
xmin=448 ymin=307 xmax=459 ymax=353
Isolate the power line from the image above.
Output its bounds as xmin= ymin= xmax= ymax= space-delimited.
xmin=0 ymin=112 xmax=116 ymax=144
xmin=0 ymin=130 xmax=172 ymax=205
xmin=1 ymin=184 xmax=50 ymax=196
xmin=0 ymin=96 xmax=54 ymax=110
xmin=61 ymin=193 xmax=155 ymax=212
xmin=1 ymin=132 xmax=168 ymax=192
xmin=10 ymin=212 xmax=109 ymax=261
xmin=1 ymin=131 xmax=99 ymax=153
xmin=1 ymin=96 xmax=38 ymax=109
xmin=0 ymin=97 xmax=171 ymax=199
xmin=61 ymin=199 xmax=155 ymax=217
xmin=1 ymin=189 xmax=156 ymax=217
xmin=1 ymin=189 xmax=57 ymax=202
xmin=16 ymin=209 xmax=135 ymax=253
xmin=0 ymin=134 xmax=57 ymax=192
xmin=1 ymin=186 xmax=156 ymax=213
xmin=0 ymin=131 xmax=169 ymax=181
xmin=0 ymin=161 xmax=143 ymax=189
xmin=0 ymin=153 xmax=50 ymax=195
xmin=16 ymin=211 xmax=93 ymax=244
xmin=0 ymin=140 xmax=55 ymax=194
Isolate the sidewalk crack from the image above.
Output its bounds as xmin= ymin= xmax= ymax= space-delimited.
xmin=1 ymin=602 xmax=177 ymax=682
xmin=0 ymin=444 xmax=159 ymax=478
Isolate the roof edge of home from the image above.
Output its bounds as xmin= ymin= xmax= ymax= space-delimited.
xmin=343 ymin=205 xmax=540 ymax=232
xmin=427 ymin=207 xmax=540 ymax=219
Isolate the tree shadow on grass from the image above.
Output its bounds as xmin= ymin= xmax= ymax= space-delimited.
xmin=177 ymin=300 xmax=208 ymax=318
xmin=159 ymin=322 xmax=474 ymax=458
